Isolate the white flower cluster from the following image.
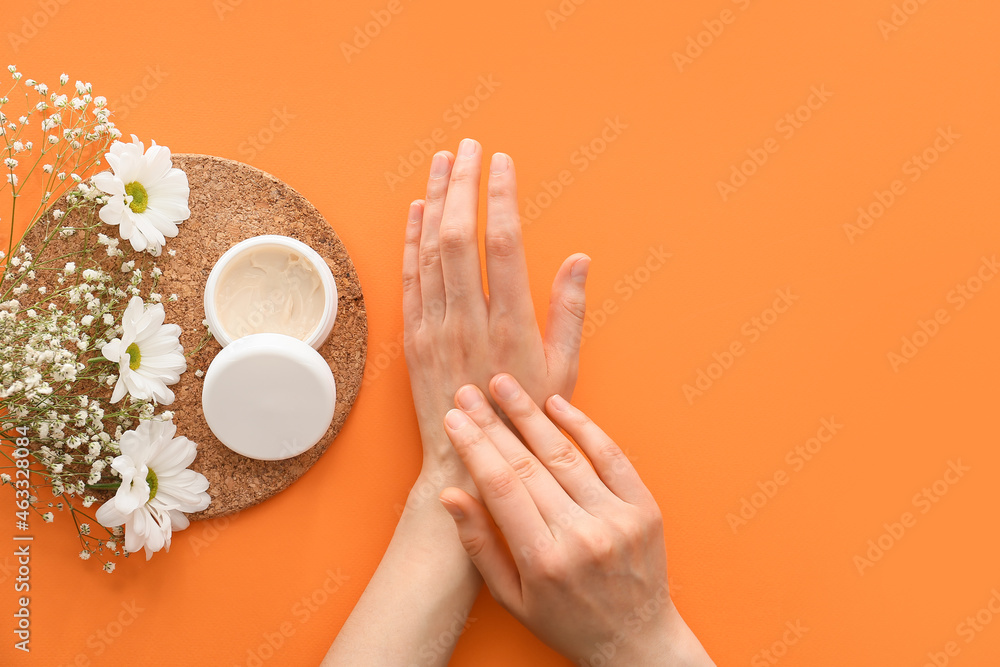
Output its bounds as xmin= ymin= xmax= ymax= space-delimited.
xmin=2 ymin=66 xmax=119 ymax=210
xmin=1 ymin=66 xmax=199 ymax=571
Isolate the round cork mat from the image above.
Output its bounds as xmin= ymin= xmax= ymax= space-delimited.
xmin=21 ymin=154 xmax=367 ymax=520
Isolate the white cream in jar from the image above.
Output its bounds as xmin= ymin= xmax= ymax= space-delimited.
xmin=204 ymin=235 xmax=337 ymax=350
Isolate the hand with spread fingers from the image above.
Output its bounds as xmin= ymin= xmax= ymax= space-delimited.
xmin=402 ymin=138 xmax=590 ymax=486
xmin=439 ymin=374 xmax=715 ymax=667
xmin=326 ymin=140 xmax=592 ymax=666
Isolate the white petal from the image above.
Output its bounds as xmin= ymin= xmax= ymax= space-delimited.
xmin=109 ymin=376 xmax=128 ymax=403
xmin=95 ymin=498 xmax=126 ymax=527
xmin=99 ymin=201 xmax=125 ymax=227
xmin=92 ymin=171 xmax=124 ymax=196
xmin=101 ymin=338 xmax=122 ymax=361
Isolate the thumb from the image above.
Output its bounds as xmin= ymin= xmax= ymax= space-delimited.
xmin=543 ymin=254 xmax=590 ymax=391
xmin=440 ymin=487 xmax=522 ymax=610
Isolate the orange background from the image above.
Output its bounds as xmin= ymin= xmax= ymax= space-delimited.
xmin=3 ymin=0 xmax=1000 ymax=665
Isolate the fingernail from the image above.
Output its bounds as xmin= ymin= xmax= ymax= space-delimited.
xmin=458 ymin=138 xmax=477 ymax=159
xmin=493 ymin=374 xmax=520 ymax=401
xmin=549 ymin=394 xmax=570 ymax=412
xmin=490 ymin=152 xmax=509 ymax=174
xmin=571 ymin=256 xmax=590 ymax=283
xmin=456 ymin=385 xmax=483 ymax=411
xmin=445 ymin=408 xmax=468 ymax=429
xmin=430 ymin=152 xmax=450 ymax=178
xmin=440 ymin=497 xmax=464 ymax=520
xmin=408 ymin=201 xmax=422 ymax=224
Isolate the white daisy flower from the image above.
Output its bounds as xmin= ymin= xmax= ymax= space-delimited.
xmin=95 ymin=419 xmax=210 ymax=560
xmin=92 ymin=135 xmax=190 ymax=256
xmin=101 ymin=296 xmax=186 ymax=404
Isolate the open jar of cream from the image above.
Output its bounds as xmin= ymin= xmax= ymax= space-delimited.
xmin=201 ymin=235 xmax=339 ymax=461
xmin=203 ymin=234 xmax=337 ymax=350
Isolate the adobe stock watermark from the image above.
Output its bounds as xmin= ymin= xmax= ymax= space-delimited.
xmin=672 ymin=0 xmax=755 ymax=72
xmin=877 ymin=0 xmax=934 ymax=40
xmin=921 ymin=588 xmax=1000 ymax=667
xmin=0 ymin=556 xmax=14 ymax=585
xmin=682 ymin=288 xmax=798 ymax=404
xmin=521 ymin=116 xmax=627 ymax=225
xmin=236 ymin=568 xmax=350 ymax=667
xmin=579 ymin=245 xmax=671 ymax=347
xmin=188 ymin=509 xmax=241 ymax=557
xmin=384 ymin=74 xmax=501 ymax=192
xmin=716 ymin=85 xmax=833 ymax=202
xmin=844 ymin=126 xmax=959 ymax=243
xmin=544 ymin=0 xmax=589 ymax=30
xmin=853 ymin=459 xmax=970 ymax=576
xmin=887 ymin=254 xmax=997 ymax=372
xmin=238 ymin=107 xmax=296 ymax=162
xmin=7 ymin=0 xmax=72 ymax=53
xmin=578 ymin=582 xmax=675 ymax=667
xmin=750 ymin=620 xmax=809 ymax=666
xmin=213 ymin=0 xmax=247 ymax=20
xmin=726 ymin=417 xmax=843 ymax=534
xmin=407 ymin=612 xmax=476 ymax=667
xmin=340 ymin=0 xmax=415 ymax=63
xmin=55 ymin=600 xmax=144 ymax=667
xmin=110 ymin=65 xmax=169 ymax=123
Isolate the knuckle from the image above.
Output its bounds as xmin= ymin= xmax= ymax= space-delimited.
xmin=598 ymin=440 xmax=626 ymax=464
xmin=546 ymin=440 xmax=581 ymax=470
xmin=460 ymin=532 xmax=489 ymax=558
xmin=484 ymin=229 xmax=521 ymax=259
xmin=488 ymin=177 xmax=514 ymax=201
xmin=558 ymin=292 xmax=587 ymax=321
xmin=401 ymin=270 xmax=420 ymax=293
xmin=582 ymin=530 xmax=617 ymax=563
xmin=418 ymin=245 xmax=442 ymax=270
xmin=438 ymin=225 xmax=471 ymax=255
xmin=509 ymin=455 xmax=542 ymax=483
xmin=536 ymin=553 xmax=568 ymax=582
xmin=485 ymin=469 xmax=519 ymax=499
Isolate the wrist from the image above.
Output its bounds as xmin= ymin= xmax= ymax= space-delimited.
xmin=403 ymin=462 xmax=476 ymax=515
xmin=609 ymin=601 xmax=714 ymax=667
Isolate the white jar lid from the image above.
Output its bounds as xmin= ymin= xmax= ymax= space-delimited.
xmin=201 ymin=333 xmax=336 ymax=460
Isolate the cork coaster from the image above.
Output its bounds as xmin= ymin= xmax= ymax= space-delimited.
xmin=20 ymin=154 xmax=367 ymax=520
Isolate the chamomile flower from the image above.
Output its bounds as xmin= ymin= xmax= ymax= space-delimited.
xmin=92 ymin=135 xmax=190 ymax=256
xmin=101 ymin=296 xmax=185 ymax=404
xmin=95 ymin=419 xmax=210 ymax=560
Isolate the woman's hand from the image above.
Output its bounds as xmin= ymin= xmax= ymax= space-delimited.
xmin=437 ymin=374 xmax=715 ymax=666
xmin=403 ymin=139 xmax=590 ymax=484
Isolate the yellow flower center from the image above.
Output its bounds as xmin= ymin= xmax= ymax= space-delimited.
xmin=125 ymin=342 xmax=141 ymax=370
xmin=124 ymin=181 xmax=148 ymax=214
xmin=146 ymin=468 xmax=158 ymax=501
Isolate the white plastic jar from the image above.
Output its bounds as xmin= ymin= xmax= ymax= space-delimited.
xmin=203 ymin=234 xmax=337 ymax=350
xmin=201 ymin=235 xmax=339 ymax=461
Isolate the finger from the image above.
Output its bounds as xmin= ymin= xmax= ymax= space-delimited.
xmin=546 ymin=393 xmax=652 ymax=506
xmin=419 ymin=151 xmax=454 ymax=323
xmin=484 ymin=152 xmax=535 ymax=324
xmin=543 ymin=254 xmax=590 ymax=393
xmin=439 ymin=138 xmax=487 ymax=316
xmin=443 ymin=408 xmax=553 ymax=558
xmin=455 ymin=384 xmax=580 ymax=524
xmin=402 ymin=200 xmax=424 ymax=334
xmin=440 ymin=487 xmax=522 ymax=610
xmin=489 ymin=374 xmax=611 ymax=509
